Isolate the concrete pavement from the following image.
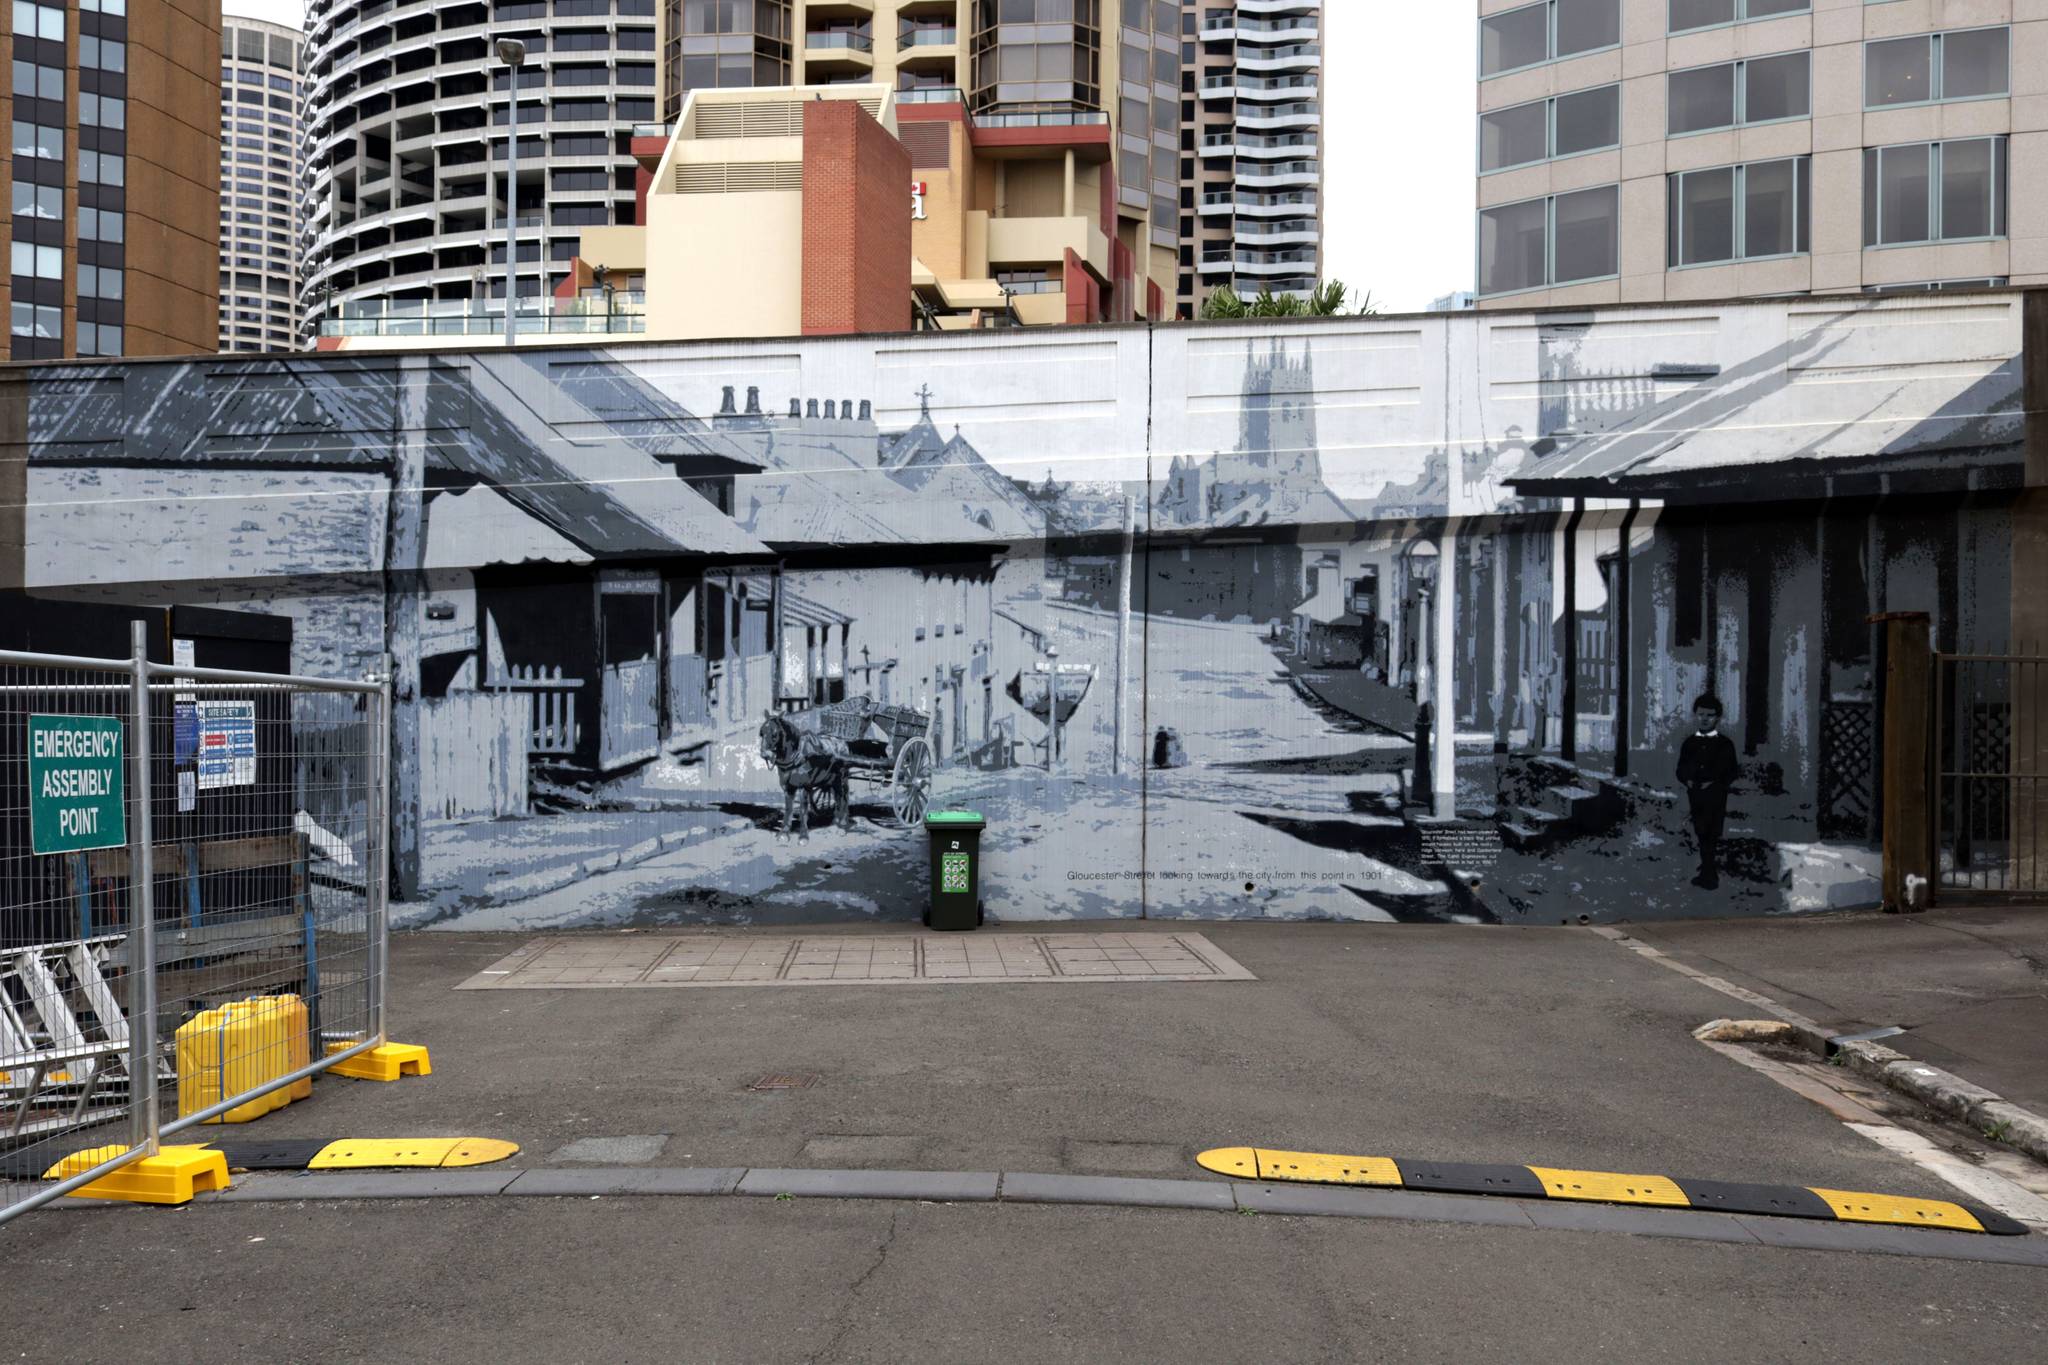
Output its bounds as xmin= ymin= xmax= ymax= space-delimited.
xmin=6 ymin=913 xmax=2047 ymax=1362
xmin=9 ymin=1196 xmax=2048 ymax=1364
xmin=162 ymin=922 xmax=1990 ymax=1195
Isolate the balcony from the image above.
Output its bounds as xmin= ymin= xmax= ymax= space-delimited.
xmin=802 ymin=28 xmax=874 ymax=77
xmin=1238 ymin=42 xmax=1320 ymax=72
xmin=1200 ymin=72 xmax=1317 ymax=102
xmin=895 ymin=25 xmax=957 ymax=74
xmin=1235 ymin=159 xmax=1318 ymax=187
xmin=1200 ymin=189 xmax=1319 ymax=218
xmin=1236 ymin=101 xmax=1318 ymax=132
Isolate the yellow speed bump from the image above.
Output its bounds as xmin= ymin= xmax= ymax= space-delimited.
xmin=1197 ymin=1147 xmax=1400 ymax=1186
xmin=308 ymin=1138 xmax=520 ymax=1170
xmin=1528 ymin=1167 xmax=1689 ymax=1208
xmin=1808 ymin=1187 xmax=1987 ymax=1233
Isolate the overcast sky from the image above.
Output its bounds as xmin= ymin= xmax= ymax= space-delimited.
xmin=230 ymin=1 xmax=1476 ymax=311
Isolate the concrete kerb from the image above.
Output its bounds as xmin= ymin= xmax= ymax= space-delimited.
xmin=139 ymin=1167 xmax=2048 ymax=1267
xmin=1830 ymin=1041 xmax=2048 ymax=1168
xmin=1606 ymin=927 xmax=2048 ymax=1170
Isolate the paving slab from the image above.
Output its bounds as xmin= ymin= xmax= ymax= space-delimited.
xmin=456 ymin=930 xmax=1255 ymax=989
xmin=550 ymin=1135 xmax=669 ymax=1164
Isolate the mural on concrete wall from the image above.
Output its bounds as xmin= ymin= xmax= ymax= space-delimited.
xmin=11 ymin=295 xmax=2029 ymax=928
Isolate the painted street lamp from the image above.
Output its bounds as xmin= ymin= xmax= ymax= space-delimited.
xmin=496 ymin=36 xmax=527 ymax=348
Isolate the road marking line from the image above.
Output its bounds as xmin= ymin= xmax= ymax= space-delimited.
xmin=1590 ymin=926 xmax=2048 ymax=1231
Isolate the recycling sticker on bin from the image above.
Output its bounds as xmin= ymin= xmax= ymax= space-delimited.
xmin=940 ymin=852 xmax=971 ymax=894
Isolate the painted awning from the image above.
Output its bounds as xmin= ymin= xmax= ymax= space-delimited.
xmin=1508 ymin=309 xmax=2024 ymax=501
xmin=783 ymin=590 xmax=853 ymax=631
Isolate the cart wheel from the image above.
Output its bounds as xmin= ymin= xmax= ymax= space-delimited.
xmin=891 ymin=737 xmax=934 ymax=826
xmin=807 ymin=786 xmax=839 ymax=821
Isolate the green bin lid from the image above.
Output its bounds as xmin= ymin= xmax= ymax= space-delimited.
xmin=924 ymin=810 xmax=985 ymax=828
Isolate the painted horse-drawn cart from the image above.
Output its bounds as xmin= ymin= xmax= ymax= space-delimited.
xmin=758 ymin=695 xmax=935 ymax=839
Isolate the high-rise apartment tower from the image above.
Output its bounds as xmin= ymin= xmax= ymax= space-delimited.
xmin=219 ymin=14 xmax=303 ymax=352
xmin=1176 ymin=1 xmax=1322 ymax=316
xmin=1475 ymin=0 xmax=2047 ymax=307
xmin=300 ymin=0 xmax=659 ymax=338
xmin=4 ymin=0 xmax=220 ymax=359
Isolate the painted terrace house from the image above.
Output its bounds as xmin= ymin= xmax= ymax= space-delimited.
xmin=4 ymin=292 xmax=2044 ymax=926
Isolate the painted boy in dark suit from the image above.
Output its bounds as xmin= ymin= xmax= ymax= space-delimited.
xmin=1675 ymin=694 xmax=1738 ymax=890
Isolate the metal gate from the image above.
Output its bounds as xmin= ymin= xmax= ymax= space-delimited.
xmin=2 ymin=625 xmax=389 ymax=1225
xmin=1932 ymin=653 xmax=2048 ymax=902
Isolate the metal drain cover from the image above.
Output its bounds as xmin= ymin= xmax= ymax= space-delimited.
xmin=749 ymin=1072 xmax=818 ymax=1091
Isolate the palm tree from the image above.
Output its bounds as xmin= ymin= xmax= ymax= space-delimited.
xmin=1199 ymin=280 xmax=1376 ymax=320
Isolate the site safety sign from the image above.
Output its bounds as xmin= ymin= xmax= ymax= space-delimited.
xmin=28 ymin=714 xmax=126 ymax=856
xmin=196 ymin=700 xmax=257 ymax=790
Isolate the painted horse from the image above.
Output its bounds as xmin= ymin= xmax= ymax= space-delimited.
xmin=758 ymin=712 xmax=851 ymax=841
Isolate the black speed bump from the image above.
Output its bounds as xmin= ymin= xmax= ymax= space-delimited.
xmin=1672 ymin=1178 xmax=1836 ymax=1221
xmin=1393 ymin=1158 xmax=1546 ymax=1199
xmin=1197 ymin=1147 xmax=2031 ymax=1236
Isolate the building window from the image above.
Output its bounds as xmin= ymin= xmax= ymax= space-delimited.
xmin=11 ymin=180 xmax=62 ymax=219
xmin=1667 ymin=52 xmax=1808 ymax=134
xmin=11 ymin=0 xmax=64 ymax=40
xmin=10 ymin=241 xmax=62 ymax=279
xmin=1865 ymin=28 xmax=2008 ymax=109
xmin=78 ymin=207 xmax=125 ymax=243
xmin=77 ymin=322 xmax=123 ymax=355
xmin=1478 ymin=185 xmax=1619 ymax=296
xmin=79 ymin=150 xmax=126 ymax=186
xmin=12 ymin=59 xmax=63 ymax=101
xmin=1668 ymin=0 xmax=1807 ymax=33
xmin=1480 ymin=84 xmax=1619 ymax=172
xmin=1863 ymin=138 xmax=2007 ymax=246
xmin=80 ymin=93 xmax=128 ymax=129
xmin=81 ymin=35 xmax=126 ymax=72
xmin=78 ymin=264 xmax=123 ymax=300
xmin=1667 ymin=157 xmax=1809 ymax=266
xmin=1480 ymin=0 xmax=1619 ymax=78
xmin=12 ymin=122 xmax=63 ymax=160
xmin=11 ymin=303 xmax=61 ymax=345
xmin=1863 ymin=278 xmax=2008 ymax=295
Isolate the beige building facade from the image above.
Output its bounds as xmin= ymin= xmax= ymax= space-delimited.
xmin=1475 ymin=0 xmax=2048 ymax=307
xmin=657 ymin=1 xmax=1179 ymax=319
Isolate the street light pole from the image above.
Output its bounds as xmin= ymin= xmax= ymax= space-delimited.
xmin=496 ymin=36 xmax=527 ymax=348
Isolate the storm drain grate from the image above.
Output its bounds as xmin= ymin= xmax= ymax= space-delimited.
xmin=748 ymin=1072 xmax=819 ymax=1092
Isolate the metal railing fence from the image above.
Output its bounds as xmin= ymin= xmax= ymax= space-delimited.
xmin=1 ymin=625 xmax=389 ymax=1225
xmin=1932 ymin=652 xmax=2048 ymax=901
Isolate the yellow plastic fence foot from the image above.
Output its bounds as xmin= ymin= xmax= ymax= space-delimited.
xmin=45 ymin=1145 xmax=231 ymax=1206
xmin=325 ymin=1041 xmax=432 ymax=1082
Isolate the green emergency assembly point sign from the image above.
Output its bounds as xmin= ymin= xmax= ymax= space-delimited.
xmin=29 ymin=714 xmax=125 ymax=855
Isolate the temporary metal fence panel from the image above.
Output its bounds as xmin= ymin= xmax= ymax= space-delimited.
xmin=1 ymin=626 xmax=388 ymax=1225
xmin=1932 ymin=653 xmax=2048 ymax=903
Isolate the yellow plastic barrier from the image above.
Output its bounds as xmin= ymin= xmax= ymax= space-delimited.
xmin=175 ymin=994 xmax=313 ymax=1124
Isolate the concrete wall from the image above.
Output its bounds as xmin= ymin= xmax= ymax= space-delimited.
xmin=8 ymin=292 xmax=2037 ymax=928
